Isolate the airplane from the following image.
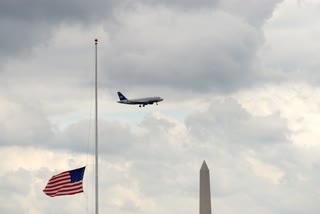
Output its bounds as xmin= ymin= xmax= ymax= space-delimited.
xmin=117 ymin=92 xmax=164 ymax=107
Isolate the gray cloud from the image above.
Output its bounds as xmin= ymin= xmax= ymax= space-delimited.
xmin=0 ymin=19 xmax=49 ymax=58
xmin=186 ymin=98 xmax=289 ymax=145
xmin=0 ymin=0 xmax=217 ymax=59
xmin=0 ymin=0 xmax=118 ymax=59
xmin=0 ymin=0 xmax=114 ymax=22
xmin=103 ymin=8 xmax=264 ymax=93
xmin=0 ymin=94 xmax=53 ymax=147
xmin=0 ymin=0 xmax=283 ymax=94
xmin=98 ymin=0 xmax=283 ymax=94
xmin=139 ymin=0 xmax=218 ymax=10
xmin=218 ymin=0 xmax=282 ymax=26
xmin=53 ymin=119 xmax=138 ymax=154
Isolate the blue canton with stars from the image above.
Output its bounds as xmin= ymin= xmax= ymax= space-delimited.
xmin=70 ymin=167 xmax=86 ymax=183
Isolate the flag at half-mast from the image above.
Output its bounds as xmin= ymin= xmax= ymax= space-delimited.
xmin=43 ymin=166 xmax=86 ymax=197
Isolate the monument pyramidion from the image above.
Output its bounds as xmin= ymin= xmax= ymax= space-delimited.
xmin=200 ymin=161 xmax=212 ymax=214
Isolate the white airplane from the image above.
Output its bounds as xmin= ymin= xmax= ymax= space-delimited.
xmin=117 ymin=92 xmax=164 ymax=107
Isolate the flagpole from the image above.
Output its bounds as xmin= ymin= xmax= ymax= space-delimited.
xmin=94 ymin=38 xmax=99 ymax=214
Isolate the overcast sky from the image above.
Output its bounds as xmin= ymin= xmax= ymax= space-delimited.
xmin=1 ymin=0 xmax=320 ymax=213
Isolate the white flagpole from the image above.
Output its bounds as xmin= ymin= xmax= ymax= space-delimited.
xmin=94 ymin=38 xmax=99 ymax=214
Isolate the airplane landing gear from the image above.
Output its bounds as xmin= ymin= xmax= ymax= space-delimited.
xmin=139 ymin=105 xmax=141 ymax=107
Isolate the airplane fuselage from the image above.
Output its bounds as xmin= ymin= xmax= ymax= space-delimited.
xmin=118 ymin=97 xmax=163 ymax=105
xmin=117 ymin=92 xmax=164 ymax=107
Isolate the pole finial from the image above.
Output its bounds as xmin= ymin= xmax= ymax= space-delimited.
xmin=95 ymin=38 xmax=98 ymax=44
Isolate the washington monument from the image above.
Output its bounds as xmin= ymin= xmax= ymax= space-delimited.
xmin=200 ymin=161 xmax=212 ymax=214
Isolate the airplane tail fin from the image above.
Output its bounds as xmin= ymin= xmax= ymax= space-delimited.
xmin=117 ymin=92 xmax=128 ymax=101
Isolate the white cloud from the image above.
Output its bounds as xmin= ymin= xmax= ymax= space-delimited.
xmin=261 ymin=0 xmax=320 ymax=83
xmin=247 ymin=157 xmax=284 ymax=184
xmin=236 ymin=83 xmax=320 ymax=147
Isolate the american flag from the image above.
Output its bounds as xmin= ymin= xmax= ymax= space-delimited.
xmin=43 ymin=166 xmax=86 ymax=197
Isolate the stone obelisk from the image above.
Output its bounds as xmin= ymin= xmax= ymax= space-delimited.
xmin=200 ymin=161 xmax=212 ymax=214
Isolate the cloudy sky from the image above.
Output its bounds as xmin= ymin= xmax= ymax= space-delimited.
xmin=1 ymin=0 xmax=320 ymax=213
